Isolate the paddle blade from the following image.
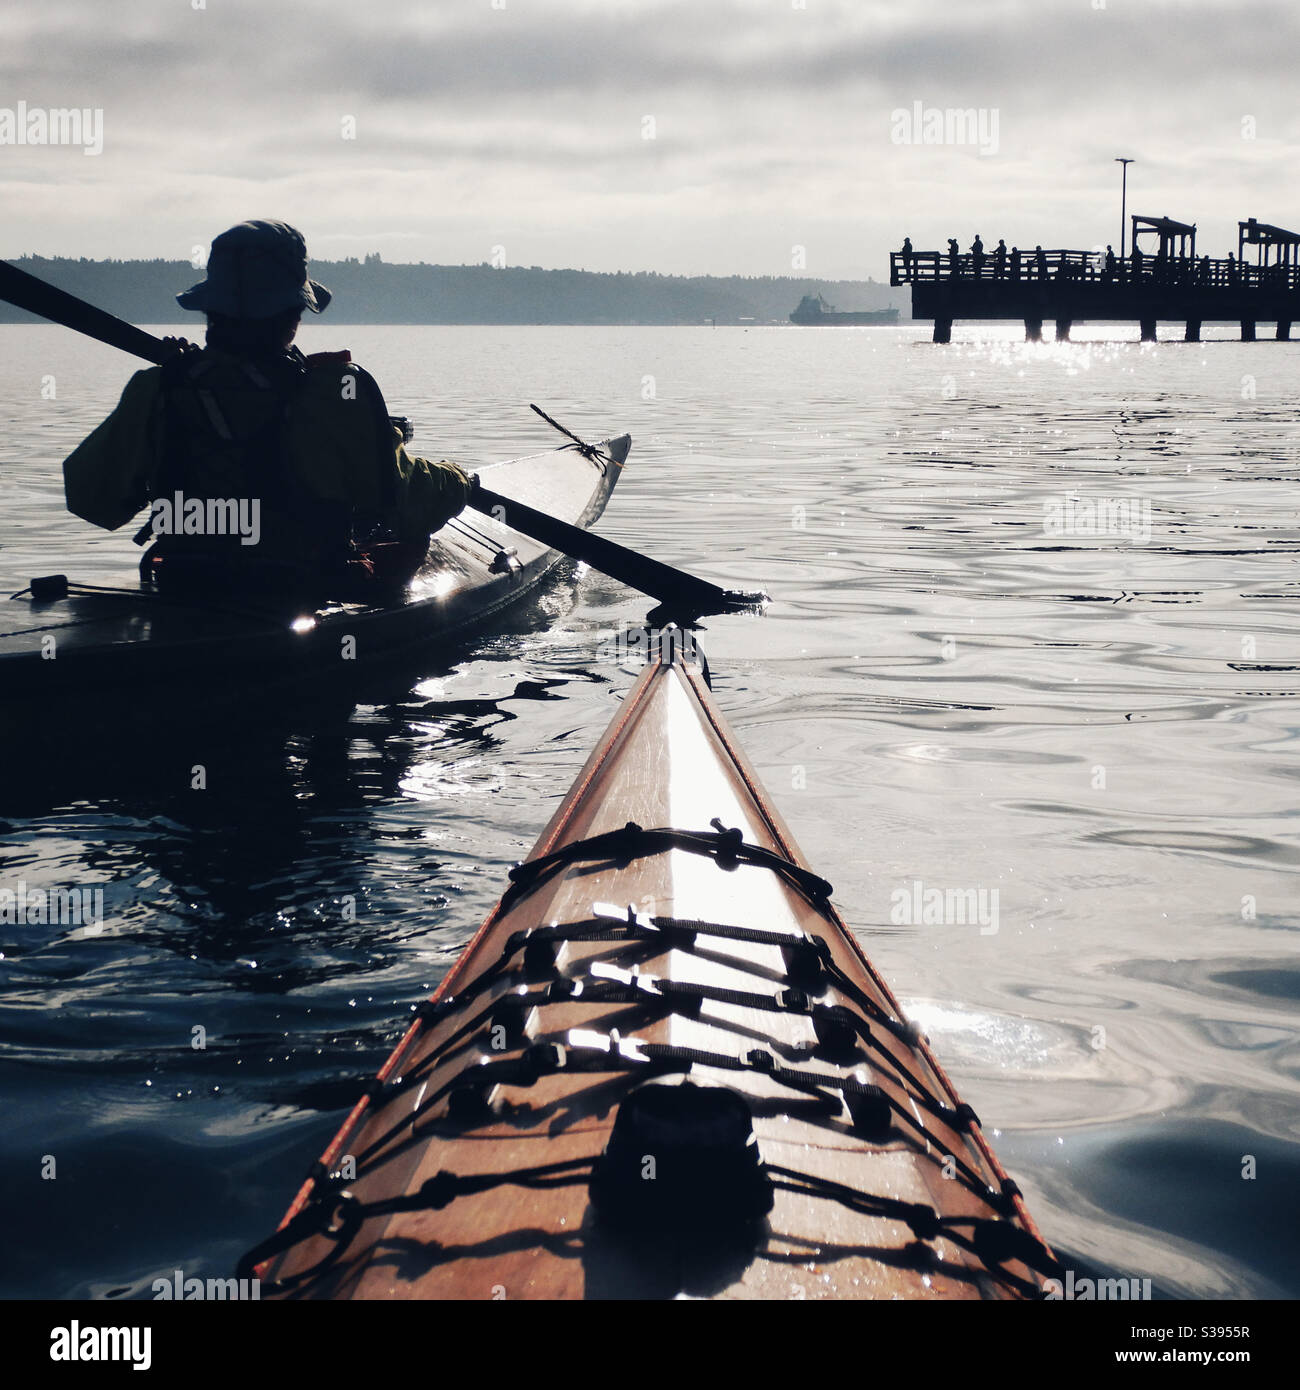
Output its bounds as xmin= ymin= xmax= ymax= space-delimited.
xmin=468 ymin=482 xmax=765 ymax=620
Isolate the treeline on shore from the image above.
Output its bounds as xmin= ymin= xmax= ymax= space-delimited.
xmin=0 ymin=255 xmax=904 ymax=326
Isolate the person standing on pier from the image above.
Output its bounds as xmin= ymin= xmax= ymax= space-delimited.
xmin=947 ymin=238 xmax=960 ymax=275
xmin=900 ymin=236 xmax=913 ymax=276
xmin=1034 ymin=245 xmax=1047 ymax=280
xmin=994 ymin=239 xmax=1007 ymax=278
xmin=971 ymin=234 xmax=984 ymax=275
xmin=1010 ymin=246 xmax=1020 ymax=281
xmin=1130 ymin=244 xmax=1144 ymax=279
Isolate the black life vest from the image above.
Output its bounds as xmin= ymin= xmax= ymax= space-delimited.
xmin=141 ymin=346 xmax=354 ymax=585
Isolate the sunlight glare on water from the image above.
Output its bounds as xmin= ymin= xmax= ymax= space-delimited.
xmin=0 ymin=321 xmax=1297 ymax=1298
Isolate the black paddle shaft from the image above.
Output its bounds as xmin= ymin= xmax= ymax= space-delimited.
xmin=0 ymin=258 xmax=172 ymax=365
xmin=471 ymin=483 xmax=754 ymax=619
xmin=1 ymin=257 xmax=766 ymax=618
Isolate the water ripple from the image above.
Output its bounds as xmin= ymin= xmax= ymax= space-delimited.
xmin=1 ymin=323 xmax=1298 ymax=1296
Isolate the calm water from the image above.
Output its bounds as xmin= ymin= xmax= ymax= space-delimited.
xmin=1 ymin=322 xmax=1298 ymax=1299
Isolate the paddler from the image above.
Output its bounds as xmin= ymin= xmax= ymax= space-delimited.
xmin=62 ymin=219 xmax=472 ymax=600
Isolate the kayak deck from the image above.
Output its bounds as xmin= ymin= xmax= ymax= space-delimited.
xmin=0 ymin=435 xmax=628 ymax=700
xmin=252 ymin=640 xmax=1056 ymax=1300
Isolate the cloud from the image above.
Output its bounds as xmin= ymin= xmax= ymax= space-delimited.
xmin=1 ymin=0 xmax=1296 ymax=276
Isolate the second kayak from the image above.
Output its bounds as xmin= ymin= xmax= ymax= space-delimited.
xmin=247 ymin=635 xmax=1057 ymax=1299
xmin=0 ymin=433 xmax=628 ymax=707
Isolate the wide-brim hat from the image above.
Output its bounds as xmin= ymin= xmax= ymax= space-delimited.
xmin=177 ymin=219 xmax=331 ymax=319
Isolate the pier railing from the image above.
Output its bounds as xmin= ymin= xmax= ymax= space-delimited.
xmin=890 ymin=249 xmax=1300 ymax=293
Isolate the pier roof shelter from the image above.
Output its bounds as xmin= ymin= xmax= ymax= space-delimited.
xmin=1238 ymin=218 xmax=1300 ymax=269
xmin=1131 ymin=214 xmax=1196 ymax=259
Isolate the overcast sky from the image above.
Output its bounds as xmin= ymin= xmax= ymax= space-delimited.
xmin=2 ymin=0 xmax=1296 ymax=279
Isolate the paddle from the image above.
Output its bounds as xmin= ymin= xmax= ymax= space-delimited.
xmin=469 ymin=478 xmax=758 ymax=623
xmin=0 ymin=257 xmax=767 ymax=620
xmin=0 ymin=258 xmax=174 ymax=365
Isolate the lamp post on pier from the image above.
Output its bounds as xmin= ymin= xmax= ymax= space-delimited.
xmin=1116 ymin=157 xmax=1134 ymax=258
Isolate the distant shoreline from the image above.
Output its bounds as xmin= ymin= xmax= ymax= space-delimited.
xmin=0 ymin=255 xmax=905 ymax=328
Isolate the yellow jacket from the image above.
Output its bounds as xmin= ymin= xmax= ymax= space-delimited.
xmin=62 ymin=348 xmax=471 ymax=558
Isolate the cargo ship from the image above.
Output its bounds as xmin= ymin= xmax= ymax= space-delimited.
xmin=790 ymin=293 xmax=900 ymax=325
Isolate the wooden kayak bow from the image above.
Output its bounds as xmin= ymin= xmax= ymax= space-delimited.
xmin=0 ymin=257 xmax=767 ymax=621
xmin=246 ymin=636 xmax=1058 ymax=1300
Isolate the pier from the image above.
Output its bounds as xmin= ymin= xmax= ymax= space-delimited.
xmin=891 ymin=216 xmax=1300 ymax=342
